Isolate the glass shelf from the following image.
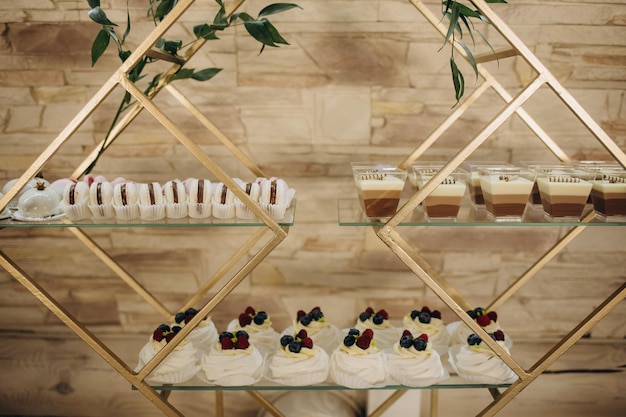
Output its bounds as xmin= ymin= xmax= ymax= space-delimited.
xmin=338 ymin=199 xmax=626 ymax=227
xmin=134 ymin=375 xmax=511 ymax=391
xmin=0 ymin=201 xmax=296 ymax=228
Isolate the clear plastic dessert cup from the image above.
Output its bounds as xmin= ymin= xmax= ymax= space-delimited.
xmin=463 ymin=161 xmax=513 ymax=207
xmin=415 ymin=168 xmax=468 ymax=220
xmin=478 ymin=167 xmax=535 ymax=221
xmin=589 ymin=168 xmax=626 ymax=218
xmin=408 ymin=162 xmax=444 ymax=189
xmin=535 ymin=170 xmax=593 ymax=220
xmin=352 ymin=164 xmax=407 ymax=220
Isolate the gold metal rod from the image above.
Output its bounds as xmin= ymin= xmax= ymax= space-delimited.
xmin=476 ymin=282 xmax=626 ymax=417
xmin=146 ymin=48 xmax=187 ymax=65
xmin=488 ymin=211 xmax=595 ymax=311
xmin=399 ymin=80 xmax=492 ymax=169
xmin=0 ymin=250 xmax=184 ymax=416
xmin=0 ymin=73 xmax=119 ymax=211
xmin=474 ymin=48 xmax=519 ymax=63
xmin=165 ymin=84 xmax=266 ymax=178
xmin=183 ymin=228 xmax=269 ymax=309
xmin=120 ymin=77 xmax=287 ymax=238
xmin=247 ymin=391 xmax=287 ymax=417
xmin=388 ymin=75 xmax=546 ymax=229
xmin=470 ymin=0 xmax=626 ymax=167
xmin=215 ymin=391 xmax=224 ymax=417
xmin=367 ymin=390 xmax=407 ymax=417
xmin=65 ymin=224 xmax=172 ymax=319
xmin=430 ymin=390 xmax=438 ymax=417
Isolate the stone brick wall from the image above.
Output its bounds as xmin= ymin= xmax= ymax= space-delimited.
xmin=1 ymin=0 xmax=624 ymax=344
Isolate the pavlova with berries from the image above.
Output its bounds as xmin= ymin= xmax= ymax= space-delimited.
xmin=448 ymin=330 xmax=518 ymax=385
xmin=330 ymin=328 xmax=386 ymax=388
xmin=447 ymin=307 xmax=512 ymax=348
xmin=353 ymin=307 xmax=400 ymax=350
xmin=199 ymin=330 xmax=264 ymax=386
xmin=227 ymin=306 xmax=280 ymax=355
xmin=266 ymin=329 xmax=330 ymax=386
xmin=384 ymin=330 xmax=448 ymax=387
xmin=173 ymin=307 xmax=218 ymax=355
xmin=134 ymin=323 xmax=200 ymax=384
xmin=403 ymin=306 xmax=451 ymax=355
xmin=282 ymin=306 xmax=342 ymax=354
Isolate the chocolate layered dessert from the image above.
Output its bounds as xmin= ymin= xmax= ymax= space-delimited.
xmin=479 ymin=170 xmax=534 ymax=220
xmin=536 ymin=175 xmax=592 ymax=219
xmin=590 ymin=173 xmax=626 ymax=217
xmin=419 ymin=174 xmax=467 ymax=219
xmin=354 ymin=170 xmax=406 ymax=218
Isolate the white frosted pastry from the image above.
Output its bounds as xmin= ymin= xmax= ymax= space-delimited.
xmin=200 ymin=330 xmax=264 ymax=386
xmin=184 ymin=178 xmax=212 ymax=218
xmin=329 ymin=328 xmax=386 ymax=388
xmin=212 ymin=182 xmax=236 ymax=219
xmin=134 ymin=324 xmax=200 ymax=384
xmin=385 ymin=330 xmax=448 ymax=387
xmin=447 ymin=307 xmax=511 ymax=348
xmin=16 ymin=181 xmax=61 ymax=219
xmin=227 ymin=306 xmax=279 ymax=355
xmin=113 ymin=182 xmax=139 ymax=220
xmin=138 ymin=182 xmax=166 ymax=220
xmin=402 ymin=307 xmax=451 ymax=356
xmin=258 ymin=177 xmax=295 ymax=220
xmin=2 ymin=178 xmax=50 ymax=210
xmin=60 ymin=181 xmax=91 ymax=220
xmin=173 ymin=308 xmax=218 ymax=355
xmin=288 ymin=307 xmax=342 ymax=354
xmin=353 ymin=307 xmax=399 ymax=350
xmin=163 ymin=180 xmax=188 ymax=218
xmin=266 ymin=330 xmax=330 ymax=385
xmin=449 ymin=331 xmax=518 ymax=384
xmin=234 ymin=178 xmax=261 ymax=219
xmin=88 ymin=181 xmax=115 ymax=219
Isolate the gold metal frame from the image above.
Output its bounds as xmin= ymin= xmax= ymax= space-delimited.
xmin=0 ymin=1 xmax=624 ymax=416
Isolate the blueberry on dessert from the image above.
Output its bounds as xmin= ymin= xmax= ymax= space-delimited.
xmin=238 ymin=306 xmax=269 ymax=327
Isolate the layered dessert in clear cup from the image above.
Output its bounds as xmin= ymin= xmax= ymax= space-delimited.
xmin=415 ymin=168 xmax=468 ymax=220
xmin=535 ymin=169 xmax=593 ymax=220
xmin=479 ymin=167 xmax=535 ymax=221
xmin=463 ymin=161 xmax=512 ymax=207
xmin=408 ymin=162 xmax=444 ymax=190
xmin=589 ymin=168 xmax=626 ymax=218
xmin=352 ymin=164 xmax=407 ymax=219
xmin=520 ymin=161 xmax=571 ymax=206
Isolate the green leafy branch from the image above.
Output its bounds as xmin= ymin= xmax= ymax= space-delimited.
xmin=441 ymin=0 xmax=507 ymax=106
xmin=84 ymin=0 xmax=301 ymax=176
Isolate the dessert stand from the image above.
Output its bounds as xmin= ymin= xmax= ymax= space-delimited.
xmin=0 ymin=1 xmax=624 ymax=417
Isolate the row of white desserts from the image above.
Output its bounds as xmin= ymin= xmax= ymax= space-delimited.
xmin=135 ymin=306 xmax=517 ymax=388
xmin=59 ymin=176 xmax=295 ymax=221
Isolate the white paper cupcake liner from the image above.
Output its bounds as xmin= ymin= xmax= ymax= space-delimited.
xmin=235 ymin=201 xmax=258 ymax=219
xmin=166 ymin=202 xmax=188 ymax=219
xmin=212 ymin=202 xmax=236 ymax=219
xmin=187 ymin=202 xmax=211 ymax=219
xmin=139 ymin=203 xmax=166 ymax=221
xmin=114 ymin=204 xmax=140 ymax=220
xmin=59 ymin=203 xmax=91 ymax=221
xmin=259 ymin=202 xmax=288 ymax=221
xmin=88 ymin=203 xmax=115 ymax=220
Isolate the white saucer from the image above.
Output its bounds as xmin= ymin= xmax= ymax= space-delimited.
xmin=11 ymin=211 xmax=66 ymax=222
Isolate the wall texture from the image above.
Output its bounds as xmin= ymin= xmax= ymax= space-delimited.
xmin=0 ymin=0 xmax=625 ymax=416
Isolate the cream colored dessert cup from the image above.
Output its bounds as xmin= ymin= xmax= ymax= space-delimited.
xmin=463 ymin=161 xmax=513 ymax=207
xmin=353 ymin=165 xmax=407 ymax=219
xmin=589 ymin=169 xmax=626 ymax=218
xmin=479 ymin=167 xmax=535 ymax=221
xmin=416 ymin=168 xmax=468 ymax=220
xmin=536 ymin=172 xmax=592 ymax=220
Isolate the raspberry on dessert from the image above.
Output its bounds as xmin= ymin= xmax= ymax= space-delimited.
xmin=165 ymin=332 xmax=176 ymax=343
xmin=492 ymin=330 xmax=505 ymax=341
xmin=219 ymin=331 xmax=234 ymax=341
xmin=296 ymin=310 xmax=307 ymax=321
xmin=356 ymin=334 xmax=372 ymax=350
xmin=296 ymin=329 xmax=308 ymax=340
xmin=421 ymin=306 xmax=432 ymax=314
xmin=487 ymin=311 xmax=498 ymax=322
xmin=431 ymin=310 xmax=442 ymax=319
xmin=239 ymin=313 xmax=253 ymax=327
xmin=244 ymin=306 xmax=256 ymax=316
xmin=362 ymin=329 xmax=374 ymax=339
xmin=365 ymin=307 xmax=375 ymax=314
xmin=300 ymin=337 xmax=314 ymax=349
xmin=418 ymin=333 xmax=428 ymax=342
xmin=402 ymin=329 xmax=413 ymax=337
xmin=378 ymin=309 xmax=389 ymax=319
xmin=476 ymin=314 xmax=492 ymax=327
xmin=234 ymin=335 xmax=250 ymax=350
xmin=221 ymin=337 xmax=234 ymax=349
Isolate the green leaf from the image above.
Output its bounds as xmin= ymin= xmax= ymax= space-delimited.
xmin=160 ymin=39 xmax=182 ymax=55
xmin=169 ymin=68 xmax=195 ymax=82
xmin=190 ymin=68 xmax=222 ymax=81
xmin=144 ymin=73 xmax=163 ymax=95
xmin=123 ymin=4 xmax=131 ymax=42
xmin=457 ymin=41 xmax=478 ymax=81
xmin=485 ymin=0 xmax=507 ymax=3
xmin=450 ymin=57 xmax=465 ymax=105
xmin=91 ymin=29 xmax=110 ymax=66
xmin=456 ymin=3 xmax=481 ymax=19
xmin=87 ymin=0 xmax=100 ymax=8
xmin=155 ymin=0 xmax=177 ymax=21
xmin=243 ymin=20 xmax=277 ymax=47
xmin=193 ymin=24 xmax=220 ymax=40
xmin=441 ymin=3 xmax=460 ymax=50
xmin=88 ymin=7 xmax=117 ymax=26
xmin=105 ymin=26 xmax=120 ymax=48
xmin=213 ymin=0 xmax=228 ymax=27
xmin=262 ymin=19 xmax=289 ymax=45
xmin=458 ymin=14 xmax=475 ymax=47
xmin=119 ymin=49 xmax=131 ymax=62
xmin=258 ymin=3 xmax=302 ymax=18
xmin=231 ymin=12 xmax=254 ymax=24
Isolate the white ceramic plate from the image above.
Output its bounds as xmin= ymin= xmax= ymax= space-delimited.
xmin=11 ymin=211 xmax=66 ymax=222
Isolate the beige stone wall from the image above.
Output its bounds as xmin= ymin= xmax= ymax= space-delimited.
xmin=1 ymin=0 xmax=625 ymax=345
